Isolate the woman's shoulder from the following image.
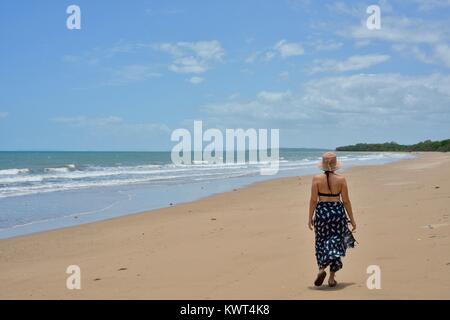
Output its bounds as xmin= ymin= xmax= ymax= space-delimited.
xmin=334 ymin=173 xmax=347 ymax=182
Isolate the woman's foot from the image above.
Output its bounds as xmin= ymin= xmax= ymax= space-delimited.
xmin=328 ymin=272 xmax=337 ymax=287
xmin=314 ymin=269 xmax=327 ymax=286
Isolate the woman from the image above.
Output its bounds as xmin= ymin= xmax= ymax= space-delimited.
xmin=308 ymin=152 xmax=357 ymax=287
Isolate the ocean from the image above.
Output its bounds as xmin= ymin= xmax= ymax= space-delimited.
xmin=0 ymin=150 xmax=413 ymax=239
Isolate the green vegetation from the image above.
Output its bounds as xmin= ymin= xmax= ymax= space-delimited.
xmin=336 ymin=139 xmax=450 ymax=152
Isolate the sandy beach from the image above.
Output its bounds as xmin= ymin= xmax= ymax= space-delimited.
xmin=0 ymin=152 xmax=449 ymax=299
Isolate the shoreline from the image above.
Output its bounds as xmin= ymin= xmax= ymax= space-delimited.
xmin=1 ymin=152 xmax=449 ymax=299
xmin=0 ymin=152 xmax=414 ymax=240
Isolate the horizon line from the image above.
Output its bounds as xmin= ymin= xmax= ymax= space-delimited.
xmin=0 ymin=147 xmax=332 ymax=153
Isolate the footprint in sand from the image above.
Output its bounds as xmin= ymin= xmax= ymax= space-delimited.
xmin=422 ymin=223 xmax=449 ymax=229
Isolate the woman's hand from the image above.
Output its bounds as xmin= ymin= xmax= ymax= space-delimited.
xmin=350 ymin=220 xmax=356 ymax=232
xmin=308 ymin=218 xmax=314 ymax=231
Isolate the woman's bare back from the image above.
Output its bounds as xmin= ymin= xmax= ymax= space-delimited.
xmin=314 ymin=172 xmax=346 ymax=202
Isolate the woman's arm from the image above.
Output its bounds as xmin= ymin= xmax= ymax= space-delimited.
xmin=341 ymin=178 xmax=356 ymax=231
xmin=308 ymin=177 xmax=318 ymax=230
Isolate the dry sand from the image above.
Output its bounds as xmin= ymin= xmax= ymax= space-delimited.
xmin=0 ymin=152 xmax=449 ymax=299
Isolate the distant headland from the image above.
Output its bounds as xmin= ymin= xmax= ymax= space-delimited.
xmin=336 ymin=139 xmax=450 ymax=152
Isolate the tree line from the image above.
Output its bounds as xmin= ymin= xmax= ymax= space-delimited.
xmin=336 ymin=139 xmax=450 ymax=152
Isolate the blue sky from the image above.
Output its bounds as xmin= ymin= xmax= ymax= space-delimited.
xmin=0 ymin=0 xmax=449 ymax=151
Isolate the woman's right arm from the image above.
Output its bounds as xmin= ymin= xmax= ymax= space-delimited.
xmin=308 ymin=177 xmax=318 ymax=230
xmin=341 ymin=178 xmax=356 ymax=231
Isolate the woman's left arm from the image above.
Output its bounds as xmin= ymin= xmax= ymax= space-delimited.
xmin=308 ymin=177 xmax=318 ymax=230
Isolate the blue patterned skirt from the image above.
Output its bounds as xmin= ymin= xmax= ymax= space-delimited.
xmin=314 ymin=201 xmax=356 ymax=272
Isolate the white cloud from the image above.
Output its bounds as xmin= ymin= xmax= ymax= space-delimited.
xmin=180 ymin=41 xmax=225 ymax=60
xmin=0 ymin=112 xmax=8 ymax=119
xmin=392 ymin=41 xmax=450 ymax=69
xmin=245 ymin=39 xmax=304 ymax=63
xmin=188 ymin=76 xmax=204 ymax=85
xmin=257 ymin=91 xmax=292 ymax=103
xmin=347 ymin=17 xmax=445 ymax=45
xmin=264 ymin=51 xmax=277 ymax=61
xmin=169 ymin=57 xmax=208 ymax=74
xmin=107 ymin=64 xmax=161 ymax=85
xmin=154 ymin=40 xmax=225 ymax=74
xmin=413 ymin=47 xmax=436 ymax=64
xmin=412 ymin=0 xmax=450 ymax=11
xmin=434 ymin=44 xmax=450 ymax=68
xmin=273 ymin=40 xmax=305 ymax=58
xmin=393 ymin=44 xmax=434 ymax=64
xmin=202 ymin=73 xmax=450 ymax=128
xmin=326 ymin=1 xmax=364 ymax=17
xmin=327 ymin=1 xmax=392 ymax=17
xmin=310 ymin=54 xmax=390 ymax=73
xmin=312 ymin=40 xmax=343 ymax=51
xmin=339 ymin=15 xmax=450 ymax=68
xmin=245 ymin=52 xmax=259 ymax=64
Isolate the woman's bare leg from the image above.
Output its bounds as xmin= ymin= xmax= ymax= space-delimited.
xmin=328 ymin=259 xmax=341 ymax=286
xmin=329 ymin=271 xmax=336 ymax=282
